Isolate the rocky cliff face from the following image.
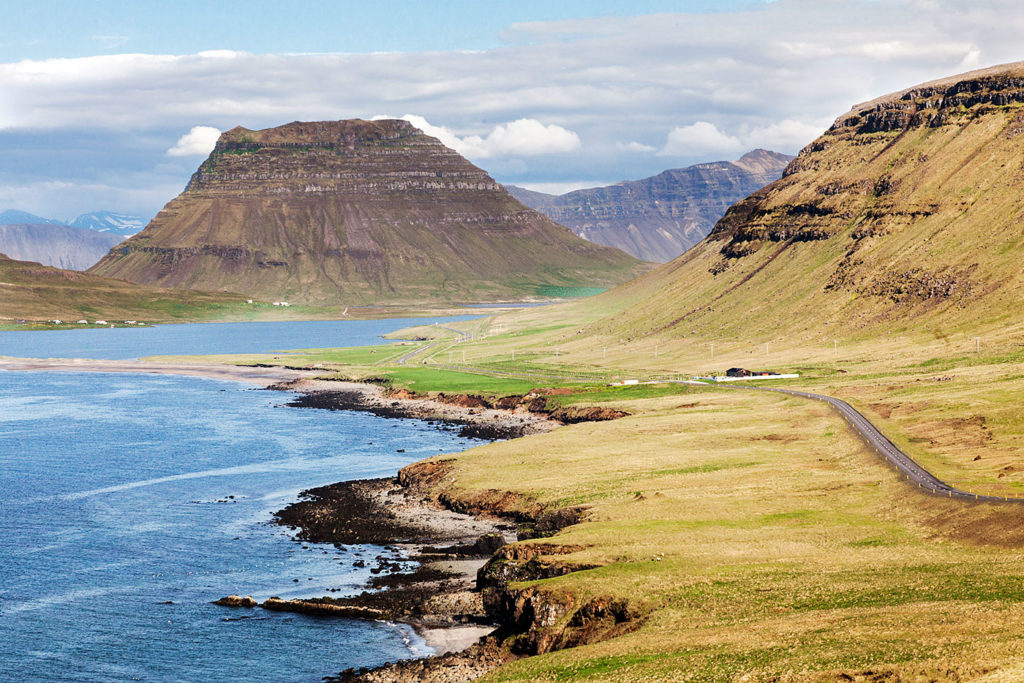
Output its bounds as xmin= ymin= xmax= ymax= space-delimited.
xmin=507 ymin=150 xmax=792 ymax=262
xmin=593 ymin=62 xmax=1024 ymax=339
xmin=90 ymin=119 xmax=645 ymax=304
xmin=0 ymin=223 xmax=123 ymax=270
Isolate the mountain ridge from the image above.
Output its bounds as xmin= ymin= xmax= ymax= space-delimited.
xmin=71 ymin=211 xmax=146 ymax=236
xmin=0 ymin=252 xmax=246 ymax=322
xmin=90 ymin=119 xmax=647 ymax=304
xmin=506 ymin=149 xmax=792 ymax=262
xmin=0 ymin=223 xmax=123 ymax=270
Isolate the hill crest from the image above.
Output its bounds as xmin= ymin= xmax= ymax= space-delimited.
xmin=586 ymin=62 xmax=1024 ymax=341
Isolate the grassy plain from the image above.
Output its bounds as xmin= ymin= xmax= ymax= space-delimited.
xmin=148 ymin=302 xmax=1024 ymax=679
xmin=447 ymin=387 xmax=1024 ymax=681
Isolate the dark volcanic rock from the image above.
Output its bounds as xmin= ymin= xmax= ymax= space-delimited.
xmin=273 ymin=478 xmax=426 ymax=545
xmin=213 ymin=595 xmax=258 ymax=608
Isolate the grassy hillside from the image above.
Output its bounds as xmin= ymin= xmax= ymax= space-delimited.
xmin=0 ymin=253 xmax=253 ymax=323
xmin=166 ymin=328 xmax=1024 ymax=679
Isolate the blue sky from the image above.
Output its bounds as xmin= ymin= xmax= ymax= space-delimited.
xmin=1 ymin=0 xmax=1022 ymax=220
xmin=1 ymin=0 xmax=756 ymax=61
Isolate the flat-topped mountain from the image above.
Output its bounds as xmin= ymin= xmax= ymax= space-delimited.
xmin=589 ymin=62 xmax=1024 ymax=340
xmin=90 ymin=119 xmax=646 ymax=304
xmin=0 ymin=253 xmax=245 ymax=322
xmin=506 ymin=149 xmax=792 ymax=262
xmin=0 ymin=223 xmax=123 ymax=270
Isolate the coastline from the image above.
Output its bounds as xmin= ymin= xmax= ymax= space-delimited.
xmin=268 ymin=476 xmax=515 ymax=666
xmin=0 ymin=357 xmax=560 ymax=439
xmin=0 ymin=355 xmax=560 ymax=677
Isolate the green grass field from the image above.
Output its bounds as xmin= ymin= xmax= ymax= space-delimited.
xmin=142 ymin=303 xmax=1024 ymax=680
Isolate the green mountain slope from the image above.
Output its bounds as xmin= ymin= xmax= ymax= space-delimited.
xmin=586 ymin=62 xmax=1024 ymax=343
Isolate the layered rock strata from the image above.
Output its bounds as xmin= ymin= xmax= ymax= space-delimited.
xmin=508 ymin=149 xmax=792 ymax=262
xmin=91 ymin=119 xmax=645 ymax=304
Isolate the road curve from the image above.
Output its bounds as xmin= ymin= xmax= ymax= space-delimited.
xmin=737 ymin=384 xmax=1022 ymax=504
xmin=395 ymin=342 xmax=437 ymax=365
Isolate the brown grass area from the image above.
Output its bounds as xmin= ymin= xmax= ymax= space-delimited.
xmin=396 ymin=387 xmax=1024 ymax=680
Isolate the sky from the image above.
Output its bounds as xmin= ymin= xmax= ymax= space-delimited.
xmin=2 ymin=0 xmax=1023 ymax=221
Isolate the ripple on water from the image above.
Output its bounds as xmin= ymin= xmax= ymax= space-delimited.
xmin=0 ymin=366 xmax=487 ymax=681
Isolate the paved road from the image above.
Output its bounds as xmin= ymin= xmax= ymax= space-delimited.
xmin=395 ymin=342 xmax=437 ymax=365
xmin=737 ymin=384 xmax=1022 ymax=503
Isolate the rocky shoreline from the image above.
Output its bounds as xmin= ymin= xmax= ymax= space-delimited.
xmin=215 ymin=475 xmax=514 ymax=664
xmin=1 ymin=357 xmax=635 ymax=679
xmin=253 ymin=382 xmax=635 ymax=680
xmin=272 ymin=378 xmax=560 ymax=440
xmin=267 ymin=476 xmax=523 ymax=680
xmin=258 ymin=458 xmax=641 ymax=682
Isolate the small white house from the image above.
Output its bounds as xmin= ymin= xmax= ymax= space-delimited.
xmin=95 ymin=320 xmax=107 ymax=325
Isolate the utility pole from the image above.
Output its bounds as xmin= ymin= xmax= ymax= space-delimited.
xmin=511 ymin=349 xmax=515 ymax=362
xmin=603 ymin=347 xmax=607 ymax=359
xmin=765 ymin=342 xmax=770 ymax=356
xmin=975 ymin=337 xmax=981 ymax=353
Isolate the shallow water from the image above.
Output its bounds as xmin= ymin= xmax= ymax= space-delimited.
xmin=0 ymin=321 xmax=488 ymax=682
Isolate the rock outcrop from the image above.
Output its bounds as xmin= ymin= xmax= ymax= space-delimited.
xmin=507 ymin=149 xmax=792 ymax=262
xmin=90 ymin=119 xmax=646 ymax=304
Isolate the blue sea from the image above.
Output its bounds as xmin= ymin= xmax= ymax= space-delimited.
xmin=0 ymin=317 xmax=477 ymax=360
xmin=0 ymin=319 xmax=486 ymax=681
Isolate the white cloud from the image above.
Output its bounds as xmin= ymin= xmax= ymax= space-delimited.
xmin=741 ymin=119 xmax=828 ymax=152
xmin=659 ymin=121 xmax=744 ymax=157
xmin=617 ymin=141 xmax=656 ymax=153
xmin=465 ymin=118 xmax=580 ymax=157
xmin=515 ymin=180 xmax=613 ymax=195
xmin=378 ymin=114 xmax=580 ymax=159
xmin=166 ymin=126 xmax=221 ymax=157
xmin=659 ymin=118 xmax=828 ymax=159
xmin=6 ymin=0 xmax=1024 ymax=216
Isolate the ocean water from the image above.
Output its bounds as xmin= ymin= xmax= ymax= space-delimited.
xmin=0 ymin=316 xmax=476 ymax=361
xmin=0 ymin=323 xmax=489 ymax=682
